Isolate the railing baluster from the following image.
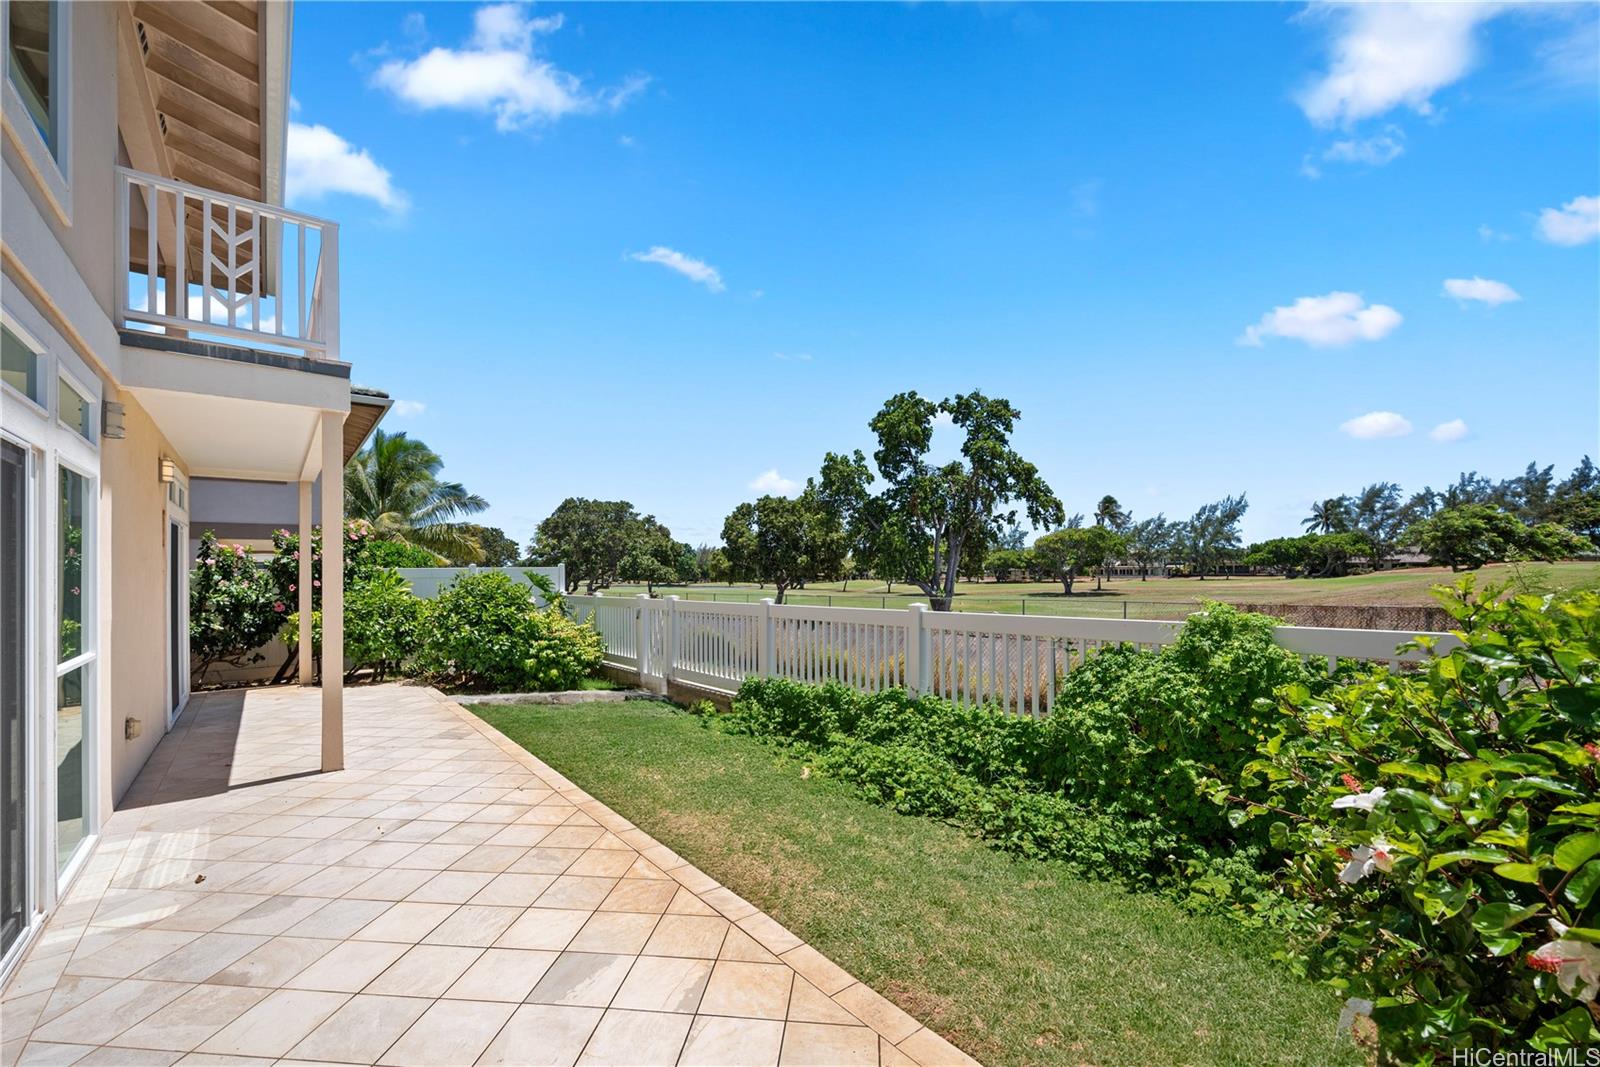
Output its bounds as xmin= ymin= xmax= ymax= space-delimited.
xmin=145 ymin=183 xmax=157 ymax=320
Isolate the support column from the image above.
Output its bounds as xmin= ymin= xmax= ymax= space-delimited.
xmin=319 ymin=411 xmax=344 ymax=772
xmin=297 ymin=480 xmax=313 ymax=685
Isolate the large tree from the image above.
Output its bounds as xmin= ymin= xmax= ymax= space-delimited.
xmin=1351 ymin=481 xmax=1404 ymax=569
xmin=1182 ymin=494 xmax=1249 ymax=578
xmin=1302 ymin=496 xmax=1352 ymax=534
xmin=1093 ymin=495 xmax=1129 ymax=531
xmin=816 ymin=391 xmax=1063 ymax=610
xmin=1408 ymin=504 xmax=1586 ymax=571
xmin=345 ymin=430 xmax=488 ymax=560
xmin=1033 ymin=523 xmax=1125 ymax=595
xmin=526 ymin=498 xmax=672 ymax=593
xmin=1126 ymin=514 xmax=1175 ymax=580
xmin=720 ymin=492 xmax=842 ymax=603
xmin=444 ymin=524 xmax=520 ymax=567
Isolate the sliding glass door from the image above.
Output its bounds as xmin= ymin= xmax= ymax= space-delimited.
xmin=1 ymin=439 xmax=27 ymax=958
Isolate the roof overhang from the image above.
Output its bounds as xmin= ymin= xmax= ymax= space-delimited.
xmin=120 ymin=1 xmax=292 ymax=205
xmin=345 ymin=389 xmax=392 ymax=464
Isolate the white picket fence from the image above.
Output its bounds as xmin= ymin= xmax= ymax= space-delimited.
xmin=565 ymin=594 xmax=1459 ymax=717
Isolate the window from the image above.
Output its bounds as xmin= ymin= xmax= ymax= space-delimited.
xmin=55 ymin=465 xmax=89 ymax=871
xmin=1 ymin=323 xmax=41 ymax=405
xmin=6 ymin=1 xmax=55 ymax=155
xmin=57 ymin=375 xmax=90 ymax=440
xmin=58 ymin=465 xmax=84 ymax=660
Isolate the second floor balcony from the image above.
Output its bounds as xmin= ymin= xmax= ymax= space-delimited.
xmin=116 ymin=165 xmax=339 ymax=363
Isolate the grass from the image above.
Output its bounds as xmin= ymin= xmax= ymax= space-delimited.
xmin=473 ymin=699 xmax=1364 ymax=1067
xmin=597 ymin=561 xmax=1600 ymax=618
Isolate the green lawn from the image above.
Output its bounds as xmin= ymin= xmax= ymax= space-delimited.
xmin=596 ymin=561 xmax=1600 ymax=618
xmin=473 ymin=700 xmax=1363 ymax=1067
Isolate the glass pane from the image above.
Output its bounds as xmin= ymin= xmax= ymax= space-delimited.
xmin=59 ymin=466 xmax=84 ymax=661
xmin=6 ymin=1 xmax=53 ymax=149
xmin=58 ymin=377 xmax=91 ymax=440
xmin=1 ymin=325 xmax=41 ymax=404
xmin=2 ymin=441 xmax=27 ymax=953
xmin=55 ymin=664 xmax=84 ymax=871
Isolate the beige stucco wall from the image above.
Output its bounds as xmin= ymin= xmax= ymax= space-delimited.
xmin=99 ymin=391 xmax=185 ymax=803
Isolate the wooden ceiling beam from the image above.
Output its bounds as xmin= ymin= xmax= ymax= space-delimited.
xmin=147 ymin=53 xmax=260 ymax=126
xmin=152 ymin=81 xmax=259 ymax=155
xmin=161 ymin=118 xmax=261 ymax=188
xmin=208 ymin=1 xmax=258 ymax=33
xmin=131 ymin=2 xmax=258 ymax=81
xmin=168 ymin=150 xmax=260 ymax=201
xmin=137 ymin=4 xmax=257 ymax=77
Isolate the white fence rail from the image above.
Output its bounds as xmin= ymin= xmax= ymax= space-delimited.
xmin=116 ymin=167 xmax=340 ymax=360
xmin=566 ymin=595 xmax=1459 ymax=716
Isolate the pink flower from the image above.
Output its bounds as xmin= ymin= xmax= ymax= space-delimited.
xmin=313 ymin=579 xmax=321 ymax=588
xmin=1585 ymin=743 xmax=1600 ymax=762
xmin=292 ymin=551 xmax=300 ymax=560
xmin=273 ymin=601 xmax=285 ymax=612
xmin=70 ymin=587 xmax=79 ymax=595
xmin=1340 ymin=773 xmax=1361 ymax=791
xmin=288 ymin=583 xmax=296 ymax=592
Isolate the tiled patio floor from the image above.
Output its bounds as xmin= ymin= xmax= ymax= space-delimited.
xmin=1 ymin=685 xmax=978 ymax=1067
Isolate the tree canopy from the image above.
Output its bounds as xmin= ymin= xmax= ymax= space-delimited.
xmin=816 ymin=391 xmax=1062 ymax=609
xmin=526 ymin=498 xmax=684 ymax=593
xmin=344 ymin=430 xmax=487 ymax=560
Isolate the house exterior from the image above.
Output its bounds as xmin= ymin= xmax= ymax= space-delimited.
xmin=1 ymin=0 xmax=352 ymax=981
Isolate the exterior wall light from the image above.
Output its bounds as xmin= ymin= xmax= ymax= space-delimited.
xmin=159 ymin=457 xmax=178 ymax=483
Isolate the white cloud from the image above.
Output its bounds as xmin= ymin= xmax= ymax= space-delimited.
xmin=390 ymin=399 xmax=426 ymax=417
xmin=1430 ymin=418 xmax=1469 ymax=442
xmin=931 ymin=410 xmax=955 ymax=428
xmin=628 ymin=246 xmax=725 ymax=292
xmin=772 ymin=352 xmax=812 ymax=362
xmin=1340 ymin=411 xmax=1414 ymax=440
xmin=1478 ymin=223 xmax=1512 ymax=242
xmin=1321 ymin=126 xmax=1405 ymax=166
xmin=1442 ymin=276 xmax=1521 ymax=307
xmin=1297 ymin=3 xmax=1505 ymax=126
xmin=748 ymin=469 xmax=799 ymax=496
xmin=286 ymin=122 xmax=407 ymax=212
xmin=1239 ymin=291 xmax=1402 ymax=347
xmin=1536 ymin=194 xmax=1600 ymax=246
xmin=373 ymin=4 xmax=646 ymax=132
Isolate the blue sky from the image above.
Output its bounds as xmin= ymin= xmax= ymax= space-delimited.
xmin=285 ymin=2 xmax=1599 ymax=547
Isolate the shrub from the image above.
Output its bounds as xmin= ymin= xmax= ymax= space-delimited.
xmin=363 ymin=539 xmax=442 ymax=569
xmin=417 ymin=572 xmax=602 ymax=691
xmin=348 ymin=570 xmax=426 ymax=679
xmin=190 ymin=531 xmax=282 ymax=678
xmin=1229 ymin=581 xmax=1600 ymax=1057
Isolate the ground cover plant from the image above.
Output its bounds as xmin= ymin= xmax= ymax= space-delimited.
xmin=720 ymin=603 xmax=1322 ymax=893
xmin=473 ymin=698 xmax=1361 ymax=1067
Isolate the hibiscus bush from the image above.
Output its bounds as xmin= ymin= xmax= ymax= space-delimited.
xmin=1228 ymin=581 xmax=1600 ymax=1057
xmin=189 ymin=531 xmax=282 ymax=679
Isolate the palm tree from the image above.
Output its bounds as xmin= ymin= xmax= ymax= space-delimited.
xmin=345 ymin=430 xmax=489 ymax=560
xmin=1303 ymin=496 xmax=1352 ymax=534
xmin=1094 ymin=495 xmax=1128 ymax=530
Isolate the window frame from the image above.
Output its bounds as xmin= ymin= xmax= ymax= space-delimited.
xmin=1 ymin=314 xmax=50 ymax=418
xmin=1 ymin=0 xmax=71 ymax=223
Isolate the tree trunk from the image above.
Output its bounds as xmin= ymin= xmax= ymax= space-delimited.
xmin=775 ymin=582 xmax=787 ymax=604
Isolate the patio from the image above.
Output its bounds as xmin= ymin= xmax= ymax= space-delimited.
xmin=0 ymin=685 xmax=977 ymax=1067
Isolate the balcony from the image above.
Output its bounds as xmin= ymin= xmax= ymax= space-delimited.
xmin=116 ymin=166 xmax=339 ymax=362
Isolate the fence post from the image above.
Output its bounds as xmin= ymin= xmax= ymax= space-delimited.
xmin=760 ymin=598 xmax=775 ymax=678
xmin=665 ymin=595 xmax=680 ymax=685
xmin=634 ymin=594 xmax=649 ymax=688
xmin=906 ymin=603 xmax=930 ymax=695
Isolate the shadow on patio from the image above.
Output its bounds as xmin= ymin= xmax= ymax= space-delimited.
xmin=0 ymin=684 xmax=977 ymax=1067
